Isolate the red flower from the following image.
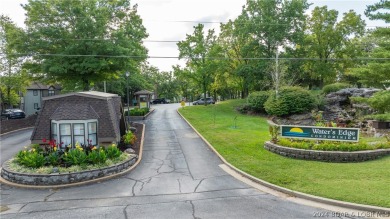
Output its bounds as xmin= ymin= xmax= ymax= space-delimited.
xmin=49 ymin=139 xmax=55 ymax=147
xmin=43 ymin=138 xmax=47 ymax=143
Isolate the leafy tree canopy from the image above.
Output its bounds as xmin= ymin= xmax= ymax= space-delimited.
xmin=0 ymin=15 xmax=30 ymax=108
xmin=23 ymin=0 xmax=148 ymax=91
xmin=348 ymin=0 xmax=389 ymax=89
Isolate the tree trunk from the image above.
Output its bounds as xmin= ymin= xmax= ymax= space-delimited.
xmin=83 ymin=79 xmax=90 ymax=91
xmin=203 ymin=81 xmax=207 ymax=106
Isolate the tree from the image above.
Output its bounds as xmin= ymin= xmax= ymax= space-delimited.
xmin=177 ymin=24 xmax=221 ymax=105
xmin=304 ymin=7 xmax=366 ymax=88
xmin=242 ymin=0 xmax=310 ymax=57
xmin=0 ymin=15 xmax=29 ymax=109
xmin=216 ymin=0 xmax=309 ymax=97
xmin=218 ymin=19 xmax=261 ymax=98
xmin=23 ymin=0 xmax=148 ymax=90
xmin=348 ymin=0 xmax=390 ymax=89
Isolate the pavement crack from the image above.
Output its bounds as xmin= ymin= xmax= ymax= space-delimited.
xmin=139 ymin=178 xmax=152 ymax=192
xmin=123 ymin=205 xmax=129 ymax=219
xmin=177 ymin=179 xmax=182 ymax=193
xmin=17 ymin=203 xmax=28 ymax=213
xmin=194 ymin=179 xmax=205 ymax=192
xmin=189 ymin=200 xmax=200 ymax=219
xmin=43 ymin=189 xmax=58 ymax=202
xmin=176 ymin=142 xmax=195 ymax=180
xmin=153 ymin=157 xmax=165 ymax=173
xmin=131 ymin=181 xmax=136 ymax=196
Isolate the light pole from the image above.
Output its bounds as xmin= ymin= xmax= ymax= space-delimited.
xmin=126 ymin=71 xmax=130 ymax=118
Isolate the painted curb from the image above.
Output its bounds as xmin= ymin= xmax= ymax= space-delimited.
xmin=177 ymin=109 xmax=390 ymax=213
xmin=0 ymin=123 xmax=145 ymax=189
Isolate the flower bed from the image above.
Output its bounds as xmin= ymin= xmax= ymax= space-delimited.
xmin=264 ymin=141 xmax=390 ymax=162
xmin=0 ymin=123 xmax=144 ymax=186
xmin=1 ymin=154 xmax=137 ymax=185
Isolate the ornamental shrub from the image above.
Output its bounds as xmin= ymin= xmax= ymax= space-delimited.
xmin=63 ymin=149 xmax=87 ymax=166
xmin=15 ymin=150 xmax=46 ymax=168
xmin=367 ymin=90 xmax=390 ymax=114
xmin=277 ymin=138 xmax=390 ymax=151
xmin=369 ymin=113 xmax=390 ymax=121
xmin=126 ymin=108 xmax=150 ymax=116
xmin=247 ymin=91 xmax=269 ymax=112
xmin=264 ymin=86 xmax=316 ymax=116
xmin=123 ymin=131 xmax=136 ymax=145
xmin=322 ymin=83 xmax=350 ymax=94
xmin=105 ymin=145 xmax=121 ymax=159
xmin=87 ymin=149 xmax=107 ymax=164
xmin=45 ymin=151 xmax=62 ymax=166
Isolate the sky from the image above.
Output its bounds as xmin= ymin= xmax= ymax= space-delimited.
xmin=0 ymin=0 xmax=387 ymax=72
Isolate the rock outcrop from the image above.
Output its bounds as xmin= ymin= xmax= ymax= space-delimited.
xmin=323 ymin=88 xmax=380 ymax=123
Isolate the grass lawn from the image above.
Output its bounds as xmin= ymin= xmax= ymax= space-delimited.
xmin=179 ymin=99 xmax=390 ymax=208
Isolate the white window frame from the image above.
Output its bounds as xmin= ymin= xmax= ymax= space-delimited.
xmin=51 ymin=119 xmax=98 ymax=149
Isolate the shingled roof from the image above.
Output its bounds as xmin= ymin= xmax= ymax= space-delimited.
xmin=27 ymin=81 xmax=62 ymax=90
xmin=31 ymin=91 xmax=126 ymax=145
xmin=50 ymin=104 xmax=99 ymax=120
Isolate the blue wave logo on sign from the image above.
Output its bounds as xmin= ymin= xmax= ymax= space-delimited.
xmin=283 ymin=127 xmax=310 ymax=137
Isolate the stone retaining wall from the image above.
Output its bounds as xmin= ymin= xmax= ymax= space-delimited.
xmin=1 ymin=156 xmax=137 ymax=185
xmin=0 ymin=114 xmax=37 ymax=134
xmin=264 ymin=141 xmax=390 ymax=162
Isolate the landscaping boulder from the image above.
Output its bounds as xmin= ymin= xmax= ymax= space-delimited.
xmin=323 ymin=88 xmax=380 ymax=122
xmin=124 ymin=148 xmax=136 ymax=154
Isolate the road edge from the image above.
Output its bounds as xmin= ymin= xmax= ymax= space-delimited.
xmin=0 ymin=127 xmax=34 ymax=137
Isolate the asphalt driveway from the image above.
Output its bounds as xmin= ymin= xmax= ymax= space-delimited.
xmin=0 ymin=103 xmax=334 ymax=218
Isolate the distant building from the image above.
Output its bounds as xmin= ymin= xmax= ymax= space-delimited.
xmin=24 ymin=82 xmax=61 ymax=116
xmin=30 ymin=91 xmax=126 ymax=148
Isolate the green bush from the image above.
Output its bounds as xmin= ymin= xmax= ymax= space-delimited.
xmin=126 ymin=108 xmax=150 ymax=116
xmin=264 ymin=87 xmax=316 ymax=116
xmin=367 ymin=90 xmax=390 ymax=114
xmin=87 ymin=149 xmax=107 ymax=164
xmin=366 ymin=113 xmax=390 ymax=121
xmin=123 ymin=131 xmax=136 ymax=145
xmin=15 ymin=150 xmax=46 ymax=168
xmin=45 ymin=151 xmax=62 ymax=166
xmin=247 ymin=91 xmax=269 ymax=112
xmin=14 ymin=142 xmax=127 ymax=169
xmin=277 ymin=138 xmax=390 ymax=151
xmin=63 ymin=148 xmax=88 ymax=166
xmin=236 ymin=104 xmax=251 ymax=114
xmin=105 ymin=145 xmax=121 ymax=159
xmin=322 ymin=83 xmax=350 ymax=94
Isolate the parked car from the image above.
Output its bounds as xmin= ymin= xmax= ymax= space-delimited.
xmin=193 ymin=97 xmax=215 ymax=105
xmin=151 ymin=98 xmax=166 ymax=104
xmin=151 ymin=98 xmax=170 ymax=104
xmin=1 ymin=109 xmax=26 ymax=119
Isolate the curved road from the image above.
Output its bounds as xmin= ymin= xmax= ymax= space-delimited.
xmin=0 ymin=128 xmax=33 ymax=165
xmin=1 ymin=104 xmax=336 ymax=218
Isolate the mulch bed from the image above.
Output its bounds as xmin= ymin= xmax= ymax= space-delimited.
xmin=118 ymin=122 xmax=143 ymax=156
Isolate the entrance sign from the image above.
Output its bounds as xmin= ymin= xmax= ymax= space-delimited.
xmin=280 ymin=125 xmax=359 ymax=142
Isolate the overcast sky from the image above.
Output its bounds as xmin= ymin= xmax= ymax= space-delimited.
xmin=0 ymin=0 xmax=387 ymax=72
